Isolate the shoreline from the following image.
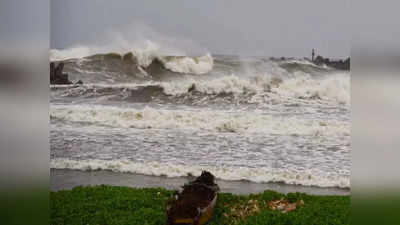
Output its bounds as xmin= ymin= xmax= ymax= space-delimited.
xmin=51 ymin=169 xmax=350 ymax=195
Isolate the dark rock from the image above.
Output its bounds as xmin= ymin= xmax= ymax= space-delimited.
xmin=313 ymin=55 xmax=350 ymax=70
xmin=166 ymin=171 xmax=219 ymax=225
xmin=50 ymin=62 xmax=73 ymax=84
xmin=188 ymin=84 xmax=196 ymax=93
xmin=50 ymin=62 xmax=55 ymax=78
xmin=314 ymin=55 xmax=325 ymax=65
xmin=184 ymin=171 xmax=219 ymax=191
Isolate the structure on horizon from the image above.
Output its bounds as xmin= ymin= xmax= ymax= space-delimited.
xmin=312 ymin=48 xmax=315 ymax=62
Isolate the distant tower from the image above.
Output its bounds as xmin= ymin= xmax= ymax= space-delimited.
xmin=312 ymin=48 xmax=315 ymax=62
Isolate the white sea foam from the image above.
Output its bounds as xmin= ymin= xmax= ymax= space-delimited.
xmin=159 ymin=72 xmax=350 ymax=105
xmin=50 ymin=70 xmax=349 ymax=108
xmin=50 ymin=46 xmax=93 ymax=61
xmin=50 ymin=105 xmax=349 ymax=136
xmin=160 ymin=54 xmax=213 ymax=74
xmin=273 ymin=72 xmax=350 ymax=105
xmin=158 ymin=75 xmax=260 ymax=96
xmin=130 ymin=40 xmax=161 ymax=67
xmin=50 ymin=158 xmax=350 ymax=188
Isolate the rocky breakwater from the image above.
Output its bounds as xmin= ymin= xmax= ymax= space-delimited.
xmin=314 ymin=55 xmax=350 ymax=70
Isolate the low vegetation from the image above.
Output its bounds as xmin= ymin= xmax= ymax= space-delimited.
xmin=51 ymin=185 xmax=349 ymax=225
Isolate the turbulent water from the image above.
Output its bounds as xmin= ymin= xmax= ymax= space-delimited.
xmin=50 ymin=44 xmax=350 ymax=188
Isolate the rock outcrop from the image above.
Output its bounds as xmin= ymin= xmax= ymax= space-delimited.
xmin=50 ymin=62 xmax=83 ymax=85
xmin=50 ymin=62 xmax=72 ymax=85
xmin=166 ymin=171 xmax=219 ymax=225
xmin=314 ymin=55 xmax=350 ymax=70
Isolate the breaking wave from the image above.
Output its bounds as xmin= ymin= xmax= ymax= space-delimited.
xmin=50 ymin=46 xmax=92 ymax=61
xmin=50 ymin=41 xmax=213 ymax=75
xmin=50 ymin=158 xmax=350 ymax=188
xmin=51 ymin=72 xmax=350 ymax=106
xmin=160 ymin=72 xmax=350 ymax=105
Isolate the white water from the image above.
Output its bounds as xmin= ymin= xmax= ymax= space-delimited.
xmin=50 ymin=46 xmax=92 ymax=61
xmin=50 ymin=104 xmax=349 ymax=136
xmin=158 ymin=72 xmax=350 ymax=105
xmin=160 ymin=54 xmax=213 ymax=74
xmin=51 ymin=158 xmax=350 ymax=188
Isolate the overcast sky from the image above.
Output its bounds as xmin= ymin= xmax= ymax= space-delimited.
xmin=51 ymin=0 xmax=350 ymax=58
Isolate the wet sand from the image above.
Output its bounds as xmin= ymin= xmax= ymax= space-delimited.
xmin=51 ymin=169 xmax=349 ymax=195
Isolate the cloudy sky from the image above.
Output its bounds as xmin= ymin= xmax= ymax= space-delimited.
xmin=51 ymin=0 xmax=350 ymax=58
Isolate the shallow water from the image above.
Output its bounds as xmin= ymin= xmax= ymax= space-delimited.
xmin=51 ymin=169 xmax=350 ymax=195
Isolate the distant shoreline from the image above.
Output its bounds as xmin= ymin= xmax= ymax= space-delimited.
xmin=51 ymin=169 xmax=349 ymax=196
xmin=269 ymin=55 xmax=350 ymax=71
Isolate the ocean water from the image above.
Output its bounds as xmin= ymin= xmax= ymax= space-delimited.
xmin=50 ymin=43 xmax=350 ymax=189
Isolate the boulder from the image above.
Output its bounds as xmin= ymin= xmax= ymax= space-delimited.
xmin=313 ymin=55 xmax=350 ymax=70
xmin=50 ymin=62 xmax=73 ymax=85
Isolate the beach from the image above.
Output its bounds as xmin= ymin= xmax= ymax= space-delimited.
xmin=51 ymin=169 xmax=349 ymax=195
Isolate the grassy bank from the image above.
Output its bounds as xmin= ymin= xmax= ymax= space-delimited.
xmin=50 ymin=185 xmax=350 ymax=225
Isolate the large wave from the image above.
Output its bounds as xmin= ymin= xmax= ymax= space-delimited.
xmin=50 ymin=41 xmax=214 ymax=76
xmin=51 ymin=72 xmax=350 ymax=106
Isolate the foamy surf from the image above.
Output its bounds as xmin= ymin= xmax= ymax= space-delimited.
xmin=274 ymin=72 xmax=350 ymax=105
xmin=50 ymin=158 xmax=350 ymax=188
xmin=50 ymin=46 xmax=93 ymax=61
xmin=160 ymin=54 xmax=213 ymax=74
xmin=51 ymin=71 xmax=349 ymax=107
xmin=162 ymin=72 xmax=350 ymax=105
xmin=50 ymin=104 xmax=349 ymax=136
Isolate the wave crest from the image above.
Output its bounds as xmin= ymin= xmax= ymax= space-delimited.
xmin=50 ymin=41 xmax=213 ymax=75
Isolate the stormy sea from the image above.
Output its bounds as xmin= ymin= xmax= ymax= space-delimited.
xmin=50 ymin=41 xmax=350 ymax=193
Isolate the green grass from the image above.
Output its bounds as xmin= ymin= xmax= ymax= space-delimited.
xmin=50 ymin=185 xmax=349 ymax=225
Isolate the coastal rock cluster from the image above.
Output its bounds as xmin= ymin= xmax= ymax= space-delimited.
xmin=270 ymin=56 xmax=350 ymax=70
xmin=50 ymin=62 xmax=83 ymax=85
xmin=50 ymin=62 xmax=71 ymax=85
xmin=313 ymin=55 xmax=350 ymax=70
xmin=166 ymin=171 xmax=219 ymax=225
